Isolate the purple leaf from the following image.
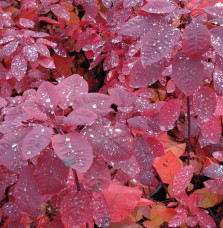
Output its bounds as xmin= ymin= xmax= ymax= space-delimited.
xmin=172 ymin=50 xmax=203 ymax=96
xmin=129 ymin=59 xmax=164 ymax=88
xmin=203 ymin=164 xmax=223 ymax=179
xmin=213 ymin=70 xmax=223 ymax=97
xmin=193 ymin=87 xmax=216 ymax=122
xmin=52 ymin=132 xmax=93 ymax=173
xmin=51 ymin=4 xmax=70 ymax=21
xmin=204 ymin=179 xmax=223 ymax=194
xmin=23 ymin=45 xmax=38 ymax=62
xmin=141 ymin=24 xmax=180 ymax=67
xmin=11 ymin=54 xmax=27 ymax=81
xmin=182 ymin=21 xmax=210 ymax=58
xmin=210 ymin=26 xmax=223 ymax=56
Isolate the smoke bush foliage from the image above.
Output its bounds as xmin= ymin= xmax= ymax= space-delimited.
xmin=0 ymin=0 xmax=223 ymax=227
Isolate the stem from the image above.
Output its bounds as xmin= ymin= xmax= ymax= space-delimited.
xmin=152 ymin=166 xmax=174 ymax=200
xmin=73 ymin=170 xmax=81 ymax=191
xmin=187 ymin=96 xmax=191 ymax=165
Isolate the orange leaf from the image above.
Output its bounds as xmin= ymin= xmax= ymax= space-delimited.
xmin=155 ymin=150 xmax=181 ymax=184
xmin=155 ymin=207 xmax=177 ymax=222
xmin=102 ymin=183 xmax=141 ymax=222
xmin=150 ymin=205 xmax=165 ymax=226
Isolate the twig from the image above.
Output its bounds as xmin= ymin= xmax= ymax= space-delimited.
xmin=186 ymin=96 xmax=191 ymax=165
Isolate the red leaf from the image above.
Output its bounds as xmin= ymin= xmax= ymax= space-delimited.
xmin=21 ymin=125 xmax=53 ymax=159
xmin=133 ymin=135 xmax=154 ymax=169
xmin=168 ymin=209 xmax=188 ymax=227
xmin=13 ymin=166 xmax=44 ymax=213
xmin=3 ymin=41 xmax=19 ymax=57
xmin=193 ymin=87 xmax=216 ymax=122
xmin=82 ymin=122 xmax=133 ymax=162
xmin=158 ymin=99 xmax=181 ymax=131
xmin=172 ymin=50 xmax=204 ymax=96
xmin=182 ymin=21 xmax=210 ymax=58
xmin=38 ymin=56 xmax=56 ymax=69
xmin=129 ymin=59 xmax=164 ymax=88
xmin=36 ymin=81 xmax=59 ymax=110
xmin=213 ymin=70 xmax=223 ymax=97
xmin=52 ymin=132 xmax=93 ymax=173
xmin=146 ymin=137 xmax=164 ymax=157
xmin=60 ymin=191 xmax=93 ymax=227
xmin=141 ymin=24 xmax=180 ymax=67
xmin=102 ymin=183 xmax=141 ymax=222
xmin=82 ymin=160 xmax=111 ymax=192
xmin=11 ymin=54 xmax=27 ymax=81
xmin=203 ymin=164 xmax=223 ymax=179
xmin=38 ymin=16 xmax=61 ymax=26
xmin=173 ymin=165 xmax=194 ymax=196
xmin=33 ymin=149 xmax=69 ymax=194
xmin=141 ymin=0 xmax=176 ymax=14
xmin=23 ymin=45 xmax=38 ymax=62
xmin=93 ymin=193 xmax=111 ymax=227
xmin=57 ymin=74 xmax=88 ymax=109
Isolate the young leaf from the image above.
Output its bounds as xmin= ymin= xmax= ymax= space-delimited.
xmin=52 ymin=132 xmax=93 ymax=173
xmin=173 ymin=165 xmax=194 ymax=196
xmin=102 ymin=183 xmax=141 ymax=222
xmin=172 ymin=50 xmax=204 ymax=96
xmin=33 ymin=149 xmax=69 ymax=194
xmin=21 ymin=125 xmax=53 ymax=159
xmin=60 ymin=191 xmax=93 ymax=227
xmin=182 ymin=21 xmax=210 ymax=58
xmin=141 ymin=24 xmax=180 ymax=67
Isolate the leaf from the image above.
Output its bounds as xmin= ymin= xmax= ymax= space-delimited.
xmin=141 ymin=24 xmax=181 ymax=67
xmin=36 ymin=81 xmax=59 ymax=110
xmin=203 ymin=164 xmax=223 ymax=179
xmin=60 ymin=191 xmax=93 ymax=227
xmin=172 ymin=50 xmax=204 ymax=96
xmin=0 ymin=127 xmax=30 ymax=165
xmin=82 ymin=123 xmax=132 ymax=162
xmin=38 ymin=56 xmax=56 ymax=69
xmin=93 ymin=193 xmax=111 ymax=227
xmin=199 ymin=116 xmax=221 ymax=144
xmin=11 ymin=54 xmax=27 ymax=81
xmin=102 ymin=183 xmax=141 ymax=222
xmin=155 ymin=207 xmax=177 ymax=222
xmin=193 ymin=87 xmax=216 ymax=122
xmin=23 ymin=107 xmax=48 ymax=121
xmin=210 ymin=26 xmax=223 ymax=56
xmin=146 ymin=137 xmax=164 ymax=157
xmin=173 ymin=165 xmax=194 ymax=196
xmin=51 ymin=4 xmax=70 ymax=21
xmin=204 ymin=179 xmax=223 ymax=194
xmin=141 ymin=0 xmax=176 ymax=14
xmin=82 ymin=160 xmax=111 ymax=192
xmin=33 ymin=149 xmax=69 ymax=194
xmin=72 ymin=93 xmax=113 ymax=116
xmin=129 ymin=59 xmax=164 ymax=88
xmin=155 ymin=150 xmax=181 ymax=184
xmin=120 ymin=14 xmax=165 ymax=37
xmin=13 ymin=166 xmax=44 ymax=213
xmin=57 ymin=74 xmax=88 ymax=109
xmin=21 ymin=125 xmax=53 ymax=159
xmin=212 ymin=151 xmax=223 ymax=162
xmin=182 ymin=21 xmax=210 ymax=58
xmin=138 ymin=168 xmax=154 ymax=185
xmin=64 ymin=108 xmax=97 ymax=126
xmin=158 ymin=99 xmax=181 ymax=131
xmin=52 ymin=132 xmax=93 ymax=173
xmin=213 ymin=70 xmax=223 ymax=97
xmin=133 ymin=135 xmax=154 ymax=169
xmin=196 ymin=209 xmax=216 ymax=228
xmin=168 ymin=209 xmax=188 ymax=227
xmin=194 ymin=188 xmax=219 ymax=208
xmin=150 ymin=205 xmax=165 ymax=226
xmin=3 ymin=41 xmax=19 ymax=57
xmin=23 ymin=45 xmax=38 ymax=62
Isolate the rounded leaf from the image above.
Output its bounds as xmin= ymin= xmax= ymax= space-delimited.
xmin=52 ymin=132 xmax=93 ymax=173
xmin=142 ymin=0 xmax=176 ymax=14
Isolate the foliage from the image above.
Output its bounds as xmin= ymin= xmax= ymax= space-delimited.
xmin=0 ymin=0 xmax=223 ymax=227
